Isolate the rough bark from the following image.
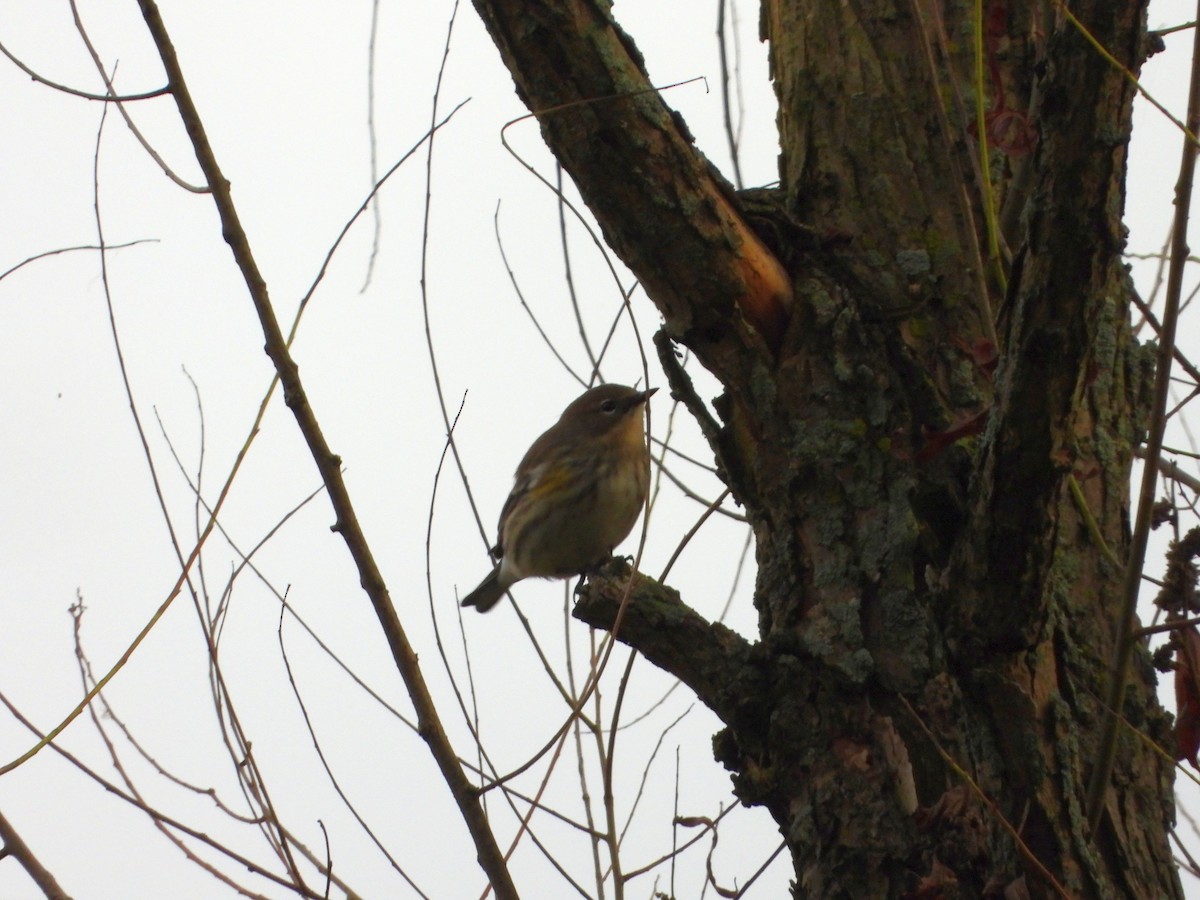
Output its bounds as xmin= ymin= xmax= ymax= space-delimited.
xmin=472 ymin=0 xmax=1179 ymax=896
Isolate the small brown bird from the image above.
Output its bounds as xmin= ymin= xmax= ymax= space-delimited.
xmin=461 ymin=383 xmax=656 ymax=612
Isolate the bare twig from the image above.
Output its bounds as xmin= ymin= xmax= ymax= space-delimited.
xmin=493 ymin=202 xmax=587 ymax=386
xmin=1129 ymin=289 xmax=1200 ymax=386
xmin=0 ymin=809 xmax=72 ymax=900
xmin=715 ymin=0 xmax=744 ymax=189
xmin=1087 ymin=0 xmax=1200 ymax=830
xmin=360 ymin=0 xmax=384 ymax=291
xmin=0 ymin=691 xmax=334 ymax=899
xmin=1057 ymin=2 xmax=1198 ymax=144
xmin=69 ymin=0 xmax=207 ymax=191
xmin=71 ymin=604 xmax=268 ymax=897
xmin=1138 ymin=447 xmax=1200 ymax=494
xmin=566 ymin=615 xmax=606 ymax=899
xmin=277 ymin=609 xmax=429 ymax=896
xmin=557 ymin=162 xmax=601 ymax=378
xmin=88 ymin=76 xmax=303 ymax=888
xmin=133 ymin=2 xmax=519 ymax=895
xmin=617 ymin=706 xmax=693 ymax=847
xmin=899 ymin=697 xmax=1070 ymax=898
xmin=0 ymin=240 xmax=156 ymax=282
xmin=659 ymin=489 xmax=731 ymax=581
xmin=1152 ymin=20 xmax=1197 ymax=38
xmin=0 ymin=35 xmax=167 ymax=101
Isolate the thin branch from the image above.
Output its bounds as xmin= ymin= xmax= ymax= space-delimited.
xmin=899 ymin=697 xmax=1070 ymax=898
xmin=659 ymin=489 xmax=731 ymax=582
xmin=277 ymin=609 xmax=428 ymax=897
xmin=617 ymin=705 xmax=693 ymax=846
xmin=1137 ymin=446 xmax=1200 ymax=493
xmin=728 ymin=841 xmax=786 ymax=898
xmin=599 ymin=651 xmax=629 ymax=898
xmin=557 ymin=162 xmax=601 ymax=378
xmin=84 ymin=95 xmax=302 ymax=885
xmin=133 ymin=2 xmax=519 ymax=895
xmin=715 ymin=0 xmax=744 ymax=190
xmin=71 ymin=605 xmax=269 ymax=898
xmin=623 ymin=804 xmax=740 ymax=884
xmin=0 ymin=692 xmax=333 ymax=899
xmin=1152 ymin=20 xmax=1197 ymax=38
xmin=0 ymin=240 xmax=156 ymax=282
xmin=1129 ymin=289 xmax=1200 ymax=387
xmin=493 ymin=202 xmax=587 ymax=386
xmin=69 ymin=0 xmax=208 ymax=191
xmin=0 ymin=809 xmax=72 ymax=900
xmin=296 ymin=99 xmax=468 ymax=339
xmin=0 ymin=36 xmax=168 ymax=101
xmin=1056 ymin=2 xmax=1198 ymax=145
xmin=1088 ymin=0 xmax=1200 ymax=829
xmin=360 ymin=0 xmax=384 ymax=292
xmin=654 ymin=460 xmax=747 ymax=523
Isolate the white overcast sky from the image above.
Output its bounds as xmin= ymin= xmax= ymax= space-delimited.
xmin=0 ymin=0 xmax=1196 ymax=898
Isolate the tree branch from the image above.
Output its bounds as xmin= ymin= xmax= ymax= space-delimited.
xmin=0 ymin=809 xmax=72 ymax=900
xmin=134 ymin=3 xmax=518 ymax=896
xmin=571 ymin=559 xmax=756 ymax=729
xmin=472 ymin=0 xmax=793 ymax=359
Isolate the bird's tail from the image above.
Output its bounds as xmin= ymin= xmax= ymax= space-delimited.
xmin=461 ymin=565 xmax=508 ymax=613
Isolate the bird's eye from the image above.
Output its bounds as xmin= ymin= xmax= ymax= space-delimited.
xmin=600 ymin=399 xmax=618 ymax=414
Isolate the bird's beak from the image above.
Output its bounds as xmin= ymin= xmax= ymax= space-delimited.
xmin=636 ymin=387 xmax=658 ymax=405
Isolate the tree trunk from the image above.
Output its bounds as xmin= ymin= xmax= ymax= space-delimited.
xmin=471 ymin=0 xmax=1181 ymax=896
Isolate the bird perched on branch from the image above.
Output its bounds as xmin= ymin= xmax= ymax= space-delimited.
xmin=460 ymin=383 xmax=656 ymax=613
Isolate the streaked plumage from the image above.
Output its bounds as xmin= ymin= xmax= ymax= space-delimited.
xmin=461 ymin=384 xmax=655 ymax=612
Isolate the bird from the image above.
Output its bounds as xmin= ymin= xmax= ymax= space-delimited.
xmin=460 ymin=383 xmax=656 ymax=612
